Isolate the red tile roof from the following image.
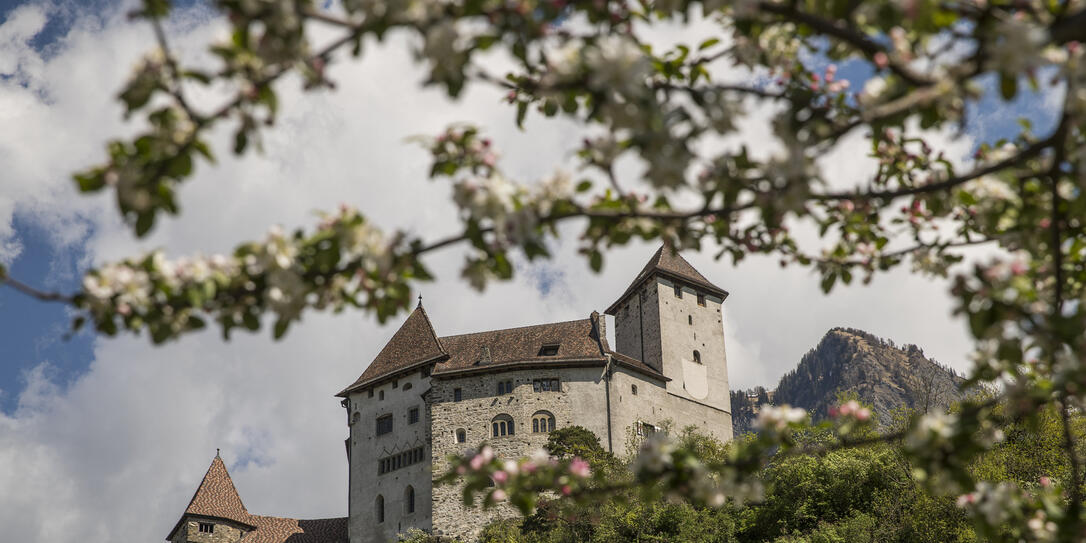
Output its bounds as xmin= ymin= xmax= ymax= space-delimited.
xmin=174 ymin=454 xmax=253 ymax=531
xmin=338 ymin=304 xmax=446 ymax=395
xmin=434 ymin=318 xmax=606 ymax=374
xmin=241 ymin=516 xmax=348 ymax=543
xmin=168 ymin=455 xmax=347 ymax=543
xmin=605 ymin=245 xmax=728 ymax=315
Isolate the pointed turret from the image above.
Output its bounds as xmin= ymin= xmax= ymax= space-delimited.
xmin=605 ymin=244 xmax=728 ymax=315
xmin=338 ymin=304 xmax=446 ymax=395
xmin=166 ymin=454 xmax=254 ymax=541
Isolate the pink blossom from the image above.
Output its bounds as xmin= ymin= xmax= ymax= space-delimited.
xmin=491 ymin=489 xmax=507 ymax=501
xmin=569 ymin=458 xmax=592 ymax=478
xmin=1040 ymin=217 xmax=1051 ymax=228
xmin=480 ymin=446 xmax=495 ymax=462
xmin=1041 ymin=476 xmax=1052 ymax=487
xmin=469 ymin=455 xmax=485 ymax=471
xmin=561 ymin=485 xmax=572 ymax=496
xmin=492 ymin=470 xmax=509 ymax=484
xmin=874 ymin=52 xmax=889 ymax=69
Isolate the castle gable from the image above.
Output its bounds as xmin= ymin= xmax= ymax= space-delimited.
xmin=173 ymin=454 xmax=253 ymax=533
xmin=605 ymin=245 xmax=729 ymax=315
xmin=338 ymin=305 xmax=446 ymax=395
xmin=169 ymin=455 xmax=347 ymax=543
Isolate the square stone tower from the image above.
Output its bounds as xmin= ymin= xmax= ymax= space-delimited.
xmin=605 ymin=245 xmax=733 ymax=439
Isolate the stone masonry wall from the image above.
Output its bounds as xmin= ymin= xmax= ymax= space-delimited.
xmin=173 ymin=518 xmax=247 ymax=543
xmin=348 ymin=369 xmax=433 ymax=543
xmin=614 ymin=285 xmax=663 ymax=372
xmin=655 ymin=277 xmax=733 ymax=442
xmin=429 ymin=367 xmax=610 ymax=542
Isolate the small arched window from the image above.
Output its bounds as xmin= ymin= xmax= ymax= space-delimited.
xmin=492 ymin=414 xmax=515 ymax=437
xmin=405 ymin=486 xmax=415 ymax=514
xmin=455 ymin=429 xmax=466 ymax=443
xmin=693 ymin=350 xmax=702 ymax=364
xmin=531 ymin=411 xmax=556 ymax=433
xmin=403 ymin=382 xmax=413 ymax=391
xmin=375 ymin=495 xmax=384 ymax=523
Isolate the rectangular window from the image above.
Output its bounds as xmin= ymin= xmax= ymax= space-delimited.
xmin=376 ymin=414 xmax=393 ymax=436
xmin=392 ymin=379 xmax=398 ymax=388
xmin=454 ymin=388 xmax=462 ymax=401
xmin=538 ymin=344 xmax=559 ymax=356
xmin=697 ymin=293 xmax=706 ymax=306
xmin=674 ymin=284 xmax=682 ymax=298
xmin=422 ymin=366 xmax=431 ymax=377
xmin=368 ymin=389 xmax=374 ymax=398
xmin=198 ymin=523 xmax=214 ymax=534
xmin=533 ymin=378 xmax=560 ymax=392
xmin=377 ymin=447 xmax=425 ymax=476
xmin=408 ymin=407 xmax=420 ymax=425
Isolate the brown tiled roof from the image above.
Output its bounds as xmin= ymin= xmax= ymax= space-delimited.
xmin=168 ymin=455 xmax=347 ymax=543
xmin=177 ymin=455 xmax=253 ymax=529
xmin=607 ymin=350 xmax=669 ymax=381
xmin=433 ymin=317 xmax=606 ymax=375
xmin=241 ymin=516 xmax=348 ymax=543
xmin=431 ymin=316 xmax=666 ymax=381
xmin=338 ymin=304 xmax=446 ymax=395
xmin=605 ymin=245 xmax=728 ymax=315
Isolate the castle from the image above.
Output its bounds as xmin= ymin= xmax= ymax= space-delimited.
xmin=166 ymin=246 xmax=734 ymax=543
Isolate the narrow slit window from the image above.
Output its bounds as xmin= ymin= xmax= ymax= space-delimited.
xmin=674 ymin=284 xmax=682 ymax=298
xmin=693 ymin=350 xmax=702 ymax=364
xmin=456 ymin=429 xmax=466 ymax=443
xmin=454 ymin=388 xmax=462 ymax=402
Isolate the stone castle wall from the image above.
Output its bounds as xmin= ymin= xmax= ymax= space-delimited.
xmin=428 ymin=367 xmax=612 ymax=542
xmin=348 ymin=369 xmax=433 ymax=543
xmin=172 ymin=518 xmax=248 ymax=543
xmin=654 ymin=277 xmax=733 ymax=441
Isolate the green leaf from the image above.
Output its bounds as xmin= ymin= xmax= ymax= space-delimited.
xmin=698 ymin=38 xmax=720 ymax=50
xmin=234 ymin=130 xmax=249 ymax=154
xmin=576 ymin=180 xmax=593 ymax=193
xmin=273 ymin=318 xmax=289 ymax=339
xmin=516 ymin=102 xmax=528 ymax=129
xmin=1000 ymin=74 xmax=1017 ymax=100
xmin=135 ymin=213 xmax=155 ymax=237
xmin=74 ymin=172 xmax=106 ymax=192
xmin=589 ymin=250 xmax=603 ymax=272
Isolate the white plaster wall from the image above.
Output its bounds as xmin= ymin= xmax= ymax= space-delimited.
xmin=348 ymin=370 xmax=432 ymax=543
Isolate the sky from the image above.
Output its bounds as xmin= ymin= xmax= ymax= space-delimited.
xmin=0 ymin=1 xmax=1061 ymax=542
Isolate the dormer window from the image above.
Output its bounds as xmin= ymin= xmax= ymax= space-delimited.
xmin=538 ymin=344 xmax=559 ymax=357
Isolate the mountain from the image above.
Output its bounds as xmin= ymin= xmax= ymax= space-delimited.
xmin=731 ymin=327 xmax=966 ymax=434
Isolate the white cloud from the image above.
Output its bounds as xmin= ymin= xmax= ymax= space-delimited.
xmin=0 ymin=2 xmax=990 ymax=542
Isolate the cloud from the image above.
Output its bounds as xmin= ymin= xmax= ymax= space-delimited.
xmin=0 ymin=2 xmax=1007 ymax=542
